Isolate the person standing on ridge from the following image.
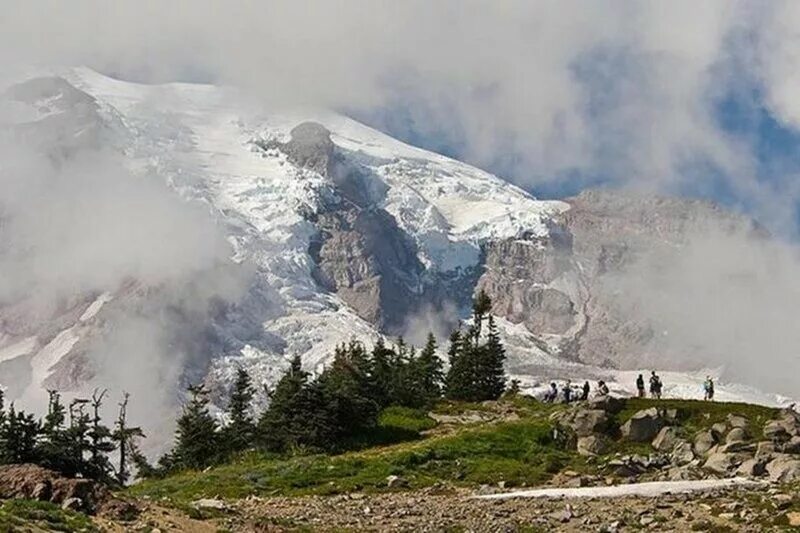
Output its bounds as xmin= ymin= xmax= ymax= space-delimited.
xmin=581 ymin=381 xmax=590 ymax=401
xmin=649 ymin=371 xmax=662 ymax=399
xmin=703 ymin=376 xmax=715 ymax=401
xmin=636 ymin=374 xmax=645 ymax=398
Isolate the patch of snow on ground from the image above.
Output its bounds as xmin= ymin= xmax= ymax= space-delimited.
xmin=0 ymin=336 xmax=37 ymax=364
xmin=79 ymin=292 xmax=113 ymax=322
xmin=475 ymin=478 xmax=764 ymax=500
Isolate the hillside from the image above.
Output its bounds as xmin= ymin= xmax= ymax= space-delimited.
xmin=3 ymin=395 xmax=791 ymax=532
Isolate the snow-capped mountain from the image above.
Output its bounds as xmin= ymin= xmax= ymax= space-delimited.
xmin=0 ymin=68 xmax=792 ymax=431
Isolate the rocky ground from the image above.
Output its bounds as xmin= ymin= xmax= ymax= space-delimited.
xmin=96 ymin=482 xmax=800 ymax=532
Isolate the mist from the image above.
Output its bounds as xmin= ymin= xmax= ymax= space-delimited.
xmin=1 ymin=1 xmax=800 ymax=419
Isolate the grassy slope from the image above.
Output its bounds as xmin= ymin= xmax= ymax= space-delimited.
xmin=0 ymin=499 xmax=98 ymax=532
xmin=127 ymin=397 xmax=780 ymax=507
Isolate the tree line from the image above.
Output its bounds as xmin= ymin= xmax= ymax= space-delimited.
xmin=0 ymin=291 xmax=507 ymax=481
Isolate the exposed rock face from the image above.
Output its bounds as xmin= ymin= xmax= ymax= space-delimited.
xmin=477 ymin=189 xmax=762 ymax=369
xmin=577 ymin=435 xmax=609 ymax=456
xmin=621 ymin=408 xmax=665 ymax=442
xmin=0 ymin=464 xmax=112 ymax=514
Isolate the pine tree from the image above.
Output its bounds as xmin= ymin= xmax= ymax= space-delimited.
xmin=85 ymin=390 xmax=116 ymax=481
xmin=224 ymin=368 xmax=256 ymax=454
xmin=112 ymin=392 xmax=145 ymax=485
xmin=480 ymin=315 xmax=507 ymax=400
xmin=445 ymin=329 xmax=473 ymax=401
xmin=318 ymin=341 xmax=379 ymax=441
xmin=369 ymin=339 xmax=394 ymax=407
xmin=65 ymin=399 xmax=91 ymax=477
xmin=171 ymin=384 xmax=220 ymax=470
xmin=36 ymin=391 xmax=74 ymax=475
xmin=1 ymin=404 xmax=39 ymax=464
xmin=257 ymin=355 xmax=311 ymax=452
xmin=414 ymin=333 xmax=444 ymax=405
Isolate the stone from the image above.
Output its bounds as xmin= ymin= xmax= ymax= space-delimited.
xmin=788 ymin=512 xmax=800 ymax=527
xmin=693 ymin=431 xmax=717 ymax=455
xmin=710 ymin=422 xmax=728 ymax=439
xmin=386 ymin=475 xmax=409 ymax=488
xmin=192 ymin=498 xmax=229 ymax=511
xmin=671 ymin=441 xmax=696 ymax=466
xmin=766 ymin=455 xmax=800 ymax=482
xmin=652 ymin=426 xmax=680 ymax=452
xmin=756 ymin=441 xmax=777 ymax=458
xmin=31 ymin=481 xmax=51 ymax=501
xmin=621 ymin=408 xmax=664 ymax=442
xmin=736 ymin=458 xmax=767 ymax=477
xmin=782 ymin=436 xmax=800 ymax=454
xmin=764 ymin=420 xmax=791 ymax=442
xmin=61 ymin=497 xmax=83 ymax=512
xmin=577 ymin=435 xmax=609 ymax=456
xmin=718 ymin=441 xmax=756 ymax=454
xmin=726 ymin=414 xmax=749 ymax=429
xmin=703 ymin=452 xmax=749 ymax=475
xmin=569 ymin=409 xmax=610 ymax=437
xmin=725 ymin=427 xmax=748 ymax=444
xmin=588 ymin=395 xmax=625 ymax=414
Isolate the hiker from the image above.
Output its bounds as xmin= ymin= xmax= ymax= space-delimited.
xmin=562 ymin=380 xmax=573 ymax=403
xmin=581 ymin=381 xmax=590 ymax=401
xmin=703 ymin=376 xmax=715 ymax=401
xmin=649 ymin=371 xmax=662 ymax=399
xmin=544 ymin=382 xmax=558 ymax=403
xmin=597 ymin=380 xmax=609 ymax=396
xmin=636 ymin=374 xmax=645 ymax=398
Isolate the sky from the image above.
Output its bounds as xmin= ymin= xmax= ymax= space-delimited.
xmin=3 ymin=1 xmax=800 ymax=406
xmin=2 ymin=1 xmax=800 ymax=237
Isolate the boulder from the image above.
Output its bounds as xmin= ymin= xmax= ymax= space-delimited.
xmin=621 ymin=408 xmax=664 ymax=442
xmin=766 ymin=455 xmax=800 ymax=482
xmin=718 ymin=441 xmax=756 ymax=454
xmin=386 ymin=475 xmax=409 ymax=488
xmin=764 ymin=420 xmax=791 ymax=442
xmin=694 ymin=431 xmax=717 ymax=455
xmin=726 ymin=414 xmax=749 ymax=429
xmin=588 ymin=395 xmax=625 ymax=414
xmin=671 ymin=440 xmax=696 ymax=466
xmin=736 ymin=458 xmax=767 ymax=478
xmin=783 ymin=436 xmax=800 ymax=454
xmin=652 ymin=427 xmax=680 ymax=452
xmin=568 ymin=409 xmax=610 ymax=437
xmin=725 ymin=427 xmax=748 ymax=444
xmin=710 ymin=422 xmax=728 ymax=440
xmin=703 ymin=452 xmax=750 ymax=476
xmin=577 ymin=435 xmax=609 ymax=456
xmin=756 ymin=441 xmax=777 ymax=459
xmin=61 ymin=498 xmax=83 ymax=512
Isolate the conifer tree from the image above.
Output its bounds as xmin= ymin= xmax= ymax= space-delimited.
xmin=171 ymin=384 xmax=220 ymax=470
xmin=85 ymin=389 xmax=116 ymax=481
xmin=369 ymin=339 xmax=394 ymax=407
xmin=65 ymin=399 xmax=91 ymax=476
xmin=414 ymin=333 xmax=444 ymax=405
xmin=112 ymin=392 xmax=145 ymax=485
xmin=224 ymin=368 xmax=256 ymax=454
xmin=1 ymin=404 xmax=39 ymax=464
xmin=258 ymin=355 xmax=311 ymax=451
xmin=480 ymin=315 xmax=507 ymax=400
xmin=318 ymin=340 xmax=379 ymax=440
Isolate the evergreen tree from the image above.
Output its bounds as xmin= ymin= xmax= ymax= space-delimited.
xmin=445 ymin=293 xmax=507 ymax=402
xmin=413 ymin=333 xmax=444 ymax=405
xmin=65 ymin=399 xmax=91 ymax=477
xmin=112 ymin=392 xmax=145 ymax=485
xmin=387 ymin=338 xmax=418 ymax=407
xmin=224 ymin=368 xmax=256 ymax=454
xmin=37 ymin=390 xmax=73 ymax=475
xmin=85 ymin=390 xmax=116 ymax=481
xmin=1 ymin=404 xmax=39 ymax=464
xmin=171 ymin=384 xmax=220 ymax=470
xmin=257 ymin=355 xmax=312 ymax=452
xmin=444 ymin=329 xmax=473 ymax=401
xmin=368 ymin=339 xmax=394 ymax=407
xmin=318 ymin=341 xmax=379 ymax=440
xmin=480 ymin=315 xmax=507 ymax=400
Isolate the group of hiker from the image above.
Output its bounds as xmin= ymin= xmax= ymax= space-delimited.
xmin=635 ymin=371 xmax=664 ymax=399
xmin=542 ymin=379 xmax=609 ymax=404
xmin=543 ymin=371 xmax=716 ymax=403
